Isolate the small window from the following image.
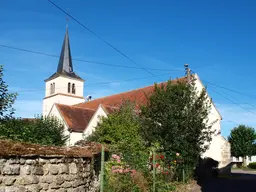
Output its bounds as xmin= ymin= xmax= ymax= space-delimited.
xmin=72 ymin=83 xmax=75 ymax=94
xmin=52 ymin=83 xmax=55 ymax=94
xmin=249 ymin=156 xmax=252 ymax=161
xmin=50 ymin=83 xmax=53 ymax=94
xmin=68 ymin=82 xmax=71 ymax=93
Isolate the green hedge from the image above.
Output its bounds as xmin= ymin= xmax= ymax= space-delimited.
xmin=0 ymin=116 xmax=69 ymax=146
xmin=248 ymin=162 xmax=256 ymax=169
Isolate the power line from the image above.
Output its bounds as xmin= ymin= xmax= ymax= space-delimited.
xmin=17 ymin=72 xmax=173 ymax=93
xmin=202 ymin=79 xmax=256 ymax=100
xmin=0 ymin=44 xmax=182 ymax=72
xmin=222 ymin=119 xmax=240 ymax=126
xmin=207 ymin=86 xmax=256 ymax=116
xmin=48 ymin=0 xmax=162 ymax=80
xmin=206 ymin=84 xmax=256 ymax=109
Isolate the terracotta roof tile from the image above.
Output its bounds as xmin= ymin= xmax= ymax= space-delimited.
xmin=56 ymin=77 xmax=186 ymax=132
xmin=56 ymin=104 xmax=96 ymax=132
xmin=75 ymin=77 xmax=187 ymax=110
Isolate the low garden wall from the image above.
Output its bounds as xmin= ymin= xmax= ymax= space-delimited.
xmin=0 ymin=140 xmax=104 ymax=192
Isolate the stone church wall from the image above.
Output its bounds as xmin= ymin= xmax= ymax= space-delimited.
xmin=0 ymin=140 xmax=103 ymax=192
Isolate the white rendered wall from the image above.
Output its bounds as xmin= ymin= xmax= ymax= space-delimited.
xmin=45 ymin=76 xmax=84 ymax=97
xmin=83 ymin=105 xmax=108 ymax=138
xmin=43 ymin=76 xmax=85 ymax=116
xmin=193 ymin=74 xmax=223 ymax=164
xmin=232 ymin=156 xmax=256 ymax=165
xmin=43 ymin=94 xmax=85 ymax=116
xmin=69 ymin=132 xmax=84 ymax=146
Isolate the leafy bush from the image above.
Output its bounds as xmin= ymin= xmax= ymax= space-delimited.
xmin=0 ymin=115 xmax=69 ymax=146
xmin=248 ymin=162 xmax=256 ymax=169
xmin=104 ymin=154 xmax=148 ymax=192
xmin=88 ymin=101 xmax=150 ymax=172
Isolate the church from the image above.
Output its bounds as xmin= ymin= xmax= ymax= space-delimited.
xmin=43 ymin=28 xmax=230 ymax=168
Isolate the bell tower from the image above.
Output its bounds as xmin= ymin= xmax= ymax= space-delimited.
xmin=43 ymin=27 xmax=85 ymax=116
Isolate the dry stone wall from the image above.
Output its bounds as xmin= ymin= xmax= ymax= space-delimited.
xmin=0 ymin=140 xmax=103 ymax=192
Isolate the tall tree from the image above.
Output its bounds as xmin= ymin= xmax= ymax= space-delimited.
xmin=140 ymin=78 xmax=214 ymax=168
xmin=0 ymin=65 xmax=17 ymax=119
xmin=228 ymin=125 xmax=256 ymax=164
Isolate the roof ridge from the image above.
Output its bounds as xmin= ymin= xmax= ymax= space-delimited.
xmin=74 ymin=76 xmax=186 ymax=106
xmin=56 ymin=103 xmax=96 ymax=111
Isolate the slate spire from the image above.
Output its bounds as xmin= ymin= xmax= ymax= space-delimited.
xmin=45 ymin=27 xmax=84 ymax=82
xmin=57 ymin=26 xmax=73 ymax=74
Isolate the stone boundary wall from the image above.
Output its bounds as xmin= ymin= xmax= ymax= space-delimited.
xmin=0 ymin=140 xmax=104 ymax=192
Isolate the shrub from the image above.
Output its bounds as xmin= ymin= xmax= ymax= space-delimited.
xmin=248 ymin=162 xmax=256 ymax=169
xmin=0 ymin=115 xmax=69 ymax=146
xmin=104 ymin=154 xmax=149 ymax=192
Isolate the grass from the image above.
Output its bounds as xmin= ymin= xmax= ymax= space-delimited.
xmin=232 ymin=167 xmax=256 ymax=171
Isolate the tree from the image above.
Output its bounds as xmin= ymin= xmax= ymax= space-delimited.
xmin=140 ymin=79 xmax=214 ymax=168
xmin=228 ymin=125 xmax=256 ymax=164
xmin=87 ymin=101 xmax=149 ymax=171
xmin=0 ymin=65 xmax=17 ymax=119
xmin=0 ymin=115 xmax=69 ymax=146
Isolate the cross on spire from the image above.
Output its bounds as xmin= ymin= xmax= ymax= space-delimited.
xmin=66 ymin=9 xmax=69 ymax=29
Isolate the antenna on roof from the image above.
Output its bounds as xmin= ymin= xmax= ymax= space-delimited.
xmin=86 ymin=95 xmax=92 ymax=102
xmin=184 ymin=64 xmax=191 ymax=83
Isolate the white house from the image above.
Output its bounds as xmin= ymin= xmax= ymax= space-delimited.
xmin=232 ymin=156 xmax=256 ymax=166
xmin=44 ymin=27 xmax=231 ymax=169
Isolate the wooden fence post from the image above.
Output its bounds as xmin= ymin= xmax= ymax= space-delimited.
xmin=100 ymin=145 xmax=104 ymax=192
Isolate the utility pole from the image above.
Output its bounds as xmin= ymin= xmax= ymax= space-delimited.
xmin=184 ymin=64 xmax=191 ymax=83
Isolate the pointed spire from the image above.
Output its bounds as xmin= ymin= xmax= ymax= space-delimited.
xmin=45 ymin=27 xmax=84 ymax=82
xmin=57 ymin=27 xmax=73 ymax=74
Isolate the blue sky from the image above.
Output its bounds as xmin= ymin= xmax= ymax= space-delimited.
xmin=1 ymin=0 xmax=256 ymax=138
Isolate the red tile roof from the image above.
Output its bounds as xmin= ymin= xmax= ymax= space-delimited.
xmin=75 ymin=77 xmax=187 ymax=110
xmin=56 ymin=77 xmax=187 ymax=132
xmin=56 ymin=104 xmax=96 ymax=132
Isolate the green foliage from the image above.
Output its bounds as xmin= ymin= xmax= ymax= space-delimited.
xmin=104 ymin=173 xmax=140 ymax=192
xmin=154 ymin=180 xmax=176 ymax=192
xmin=248 ymin=162 xmax=256 ymax=169
xmin=140 ymin=79 xmax=213 ymax=169
xmin=0 ymin=65 xmax=17 ymax=120
xmin=0 ymin=115 xmax=69 ymax=146
xmin=228 ymin=125 xmax=256 ymax=158
xmin=87 ymin=101 xmax=149 ymax=171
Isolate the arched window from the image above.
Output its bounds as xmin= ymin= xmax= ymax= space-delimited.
xmin=52 ymin=83 xmax=55 ymax=94
xmin=72 ymin=83 xmax=76 ymax=94
xmin=68 ymin=82 xmax=71 ymax=93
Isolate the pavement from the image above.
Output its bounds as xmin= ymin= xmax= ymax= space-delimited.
xmin=198 ymin=169 xmax=256 ymax=192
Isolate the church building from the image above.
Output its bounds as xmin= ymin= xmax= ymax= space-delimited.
xmin=43 ymin=28 xmax=231 ymax=169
